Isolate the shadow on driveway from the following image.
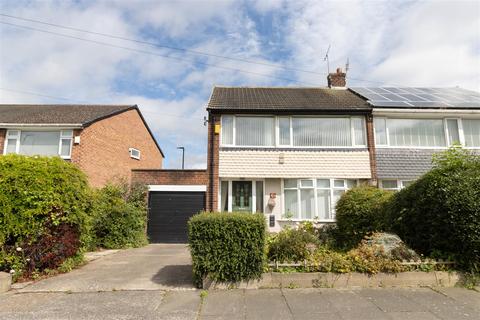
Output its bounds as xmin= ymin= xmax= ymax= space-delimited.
xmin=151 ymin=265 xmax=194 ymax=287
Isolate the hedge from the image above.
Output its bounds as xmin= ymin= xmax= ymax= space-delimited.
xmin=188 ymin=212 xmax=266 ymax=287
xmin=335 ymin=186 xmax=393 ymax=249
xmin=386 ymin=147 xmax=480 ymax=270
xmin=0 ymin=155 xmax=90 ymax=277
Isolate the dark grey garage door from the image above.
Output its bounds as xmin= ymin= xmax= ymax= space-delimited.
xmin=148 ymin=191 xmax=205 ymax=243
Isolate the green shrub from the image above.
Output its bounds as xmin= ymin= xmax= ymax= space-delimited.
xmin=267 ymin=223 xmax=320 ymax=262
xmin=0 ymin=155 xmax=90 ymax=277
xmin=386 ymin=147 xmax=480 ymax=270
xmin=188 ymin=212 xmax=266 ymax=287
xmin=335 ymin=186 xmax=393 ymax=249
xmin=90 ymin=182 xmax=148 ymax=249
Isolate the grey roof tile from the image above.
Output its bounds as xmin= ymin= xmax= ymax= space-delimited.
xmin=207 ymin=87 xmax=370 ymax=111
xmin=0 ymin=104 xmax=136 ymax=125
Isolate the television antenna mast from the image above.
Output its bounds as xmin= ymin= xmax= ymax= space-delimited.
xmin=323 ymin=45 xmax=331 ymax=74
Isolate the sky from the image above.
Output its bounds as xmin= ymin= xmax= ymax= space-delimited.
xmin=0 ymin=0 xmax=479 ymax=169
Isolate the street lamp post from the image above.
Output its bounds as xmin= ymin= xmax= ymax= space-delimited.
xmin=177 ymin=146 xmax=185 ymax=170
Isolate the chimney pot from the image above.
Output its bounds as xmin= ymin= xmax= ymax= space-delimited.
xmin=336 ymin=67 xmax=342 ymax=73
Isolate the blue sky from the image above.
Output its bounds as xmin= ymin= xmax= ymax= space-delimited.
xmin=1 ymin=0 xmax=479 ymax=168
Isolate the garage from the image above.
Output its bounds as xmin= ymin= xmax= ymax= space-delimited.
xmin=147 ymin=185 xmax=206 ymax=243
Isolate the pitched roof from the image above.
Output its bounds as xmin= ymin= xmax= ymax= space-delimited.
xmin=0 ymin=104 xmax=164 ymax=157
xmin=207 ymin=86 xmax=371 ymax=111
xmin=0 ymin=104 xmax=136 ymax=125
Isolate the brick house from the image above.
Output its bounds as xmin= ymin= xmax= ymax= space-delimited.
xmin=0 ymin=104 xmax=164 ymax=187
xmin=204 ymin=69 xmax=480 ymax=231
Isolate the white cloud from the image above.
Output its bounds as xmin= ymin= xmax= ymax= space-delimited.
xmin=1 ymin=0 xmax=478 ymax=168
xmin=283 ymin=0 xmax=480 ymax=90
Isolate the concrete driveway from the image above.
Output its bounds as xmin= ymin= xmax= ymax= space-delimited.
xmin=18 ymin=244 xmax=195 ymax=293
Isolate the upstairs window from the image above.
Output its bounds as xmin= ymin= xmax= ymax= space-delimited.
xmin=221 ymin=115 xmax=367 ymax=148
xmin=235 ymin=116 xmax=275 ymax=146
xmin=3 ymin=129 xmax=73 ymax=159
xmin=374 ymin=117 xmax=480 ymax=148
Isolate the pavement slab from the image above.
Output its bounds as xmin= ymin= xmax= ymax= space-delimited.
xmin=398 ymin=287 xmax=480 ymax=320
xmin=201 ymin=289 xmax=245 ymax=318
xmin=245 ymin=289 xmax=293 ymax=320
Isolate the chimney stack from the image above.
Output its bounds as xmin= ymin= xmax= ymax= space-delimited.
xmin=327 ymin=67 xmax=346 ymax=88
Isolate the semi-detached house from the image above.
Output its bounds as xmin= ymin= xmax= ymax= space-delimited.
xmin=203 ymin=70 xmax=480 ymax=231
xmin=0 ymin=104 xmax=164 ymax=187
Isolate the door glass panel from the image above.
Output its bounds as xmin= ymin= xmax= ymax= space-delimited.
xmin=221 ymin=181 xmax=229 ymax=212
xmin=256 ymin=181 xmax=264 ymax=213
xmin=232 ymin=181 xmax=252 ymax=212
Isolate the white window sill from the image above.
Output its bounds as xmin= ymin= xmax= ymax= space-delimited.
xmin=277 ymin=219 xmax=335 ymax=223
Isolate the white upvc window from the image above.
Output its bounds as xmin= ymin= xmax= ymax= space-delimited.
xmin=379 ymin=179 xmax=413 ymax=191
xmin=374 ymin=117 xmax=480 ymax=149
xmin=221 ymin=115 xmax=367 ymax=148
xmin=283 ymin=178 xmax=357 ymax=222
xmin=3 ymin=129 xmax=73 ymax=159
xmin=129 ymin=148 xmax=141 ymax=160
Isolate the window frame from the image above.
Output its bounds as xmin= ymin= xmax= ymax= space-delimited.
xmin=281 ymin=178 xmax=358 ymax=222
xmin=3 ymin=129 xmax=74 ymax=159
xmin=129 ymin=147 xmax=141 ymax=160
xmin=374 ymin=117 xmax=480 ymax=149
xmin=379 ymin=179 xmax=413 ymax=191
xmin=220 ymin=115 xmax=368 ymax=148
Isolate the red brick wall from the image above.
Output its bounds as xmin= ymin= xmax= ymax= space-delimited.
xmin=131 ymin=169 xmax=208 ymax=185
xmin=0 ymin=129 xmax=5 ymax=153
xmin=206 ymin=112 xmax=220 ymax=211
xmin=366 ymin=114 xmax=378 ymax=185
xmin=71 ymin=109 xmax=163 ymax=188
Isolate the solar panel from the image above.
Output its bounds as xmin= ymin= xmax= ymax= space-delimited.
xmin=350 ymin=87 xmax=480 ymax=108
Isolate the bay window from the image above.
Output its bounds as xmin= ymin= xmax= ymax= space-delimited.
xmin=374 ymin=117 xmax=480 ymax=148
xmin=221 ymin=115 xmax=367 ymax=147
xmin=3 ymin=129 xmax=73 ymax=159
xmin=283 ymin=178 xmax=357 ymax=221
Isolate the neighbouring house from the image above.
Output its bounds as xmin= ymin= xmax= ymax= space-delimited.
xmin=350 ymin=86 xmax=480 ymax=191
xmin=205 ymin=69 xmax=480 ymax=231
xmin=0 ymin=104 xmax=164 ymax=187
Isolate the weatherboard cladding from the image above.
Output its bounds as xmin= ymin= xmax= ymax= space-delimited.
xmin=218 ymin=150 xmax=371 ymax=179
xmin=0 ymin=104 xmax=136 ymax=125
xmin=207 ymin=87 xmax=370 ymax=111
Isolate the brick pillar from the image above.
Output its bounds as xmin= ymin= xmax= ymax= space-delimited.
xmin=206 ymin=112 xmax=220 ymax=211
xmin=366 ymin=114 xmax=378 ymax=186
xmin=0 ymin=129 xmax=6 ymax=153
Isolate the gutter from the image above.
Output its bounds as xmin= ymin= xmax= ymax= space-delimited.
xmin=373 ymin=108 xmax=480 ymax=116
xmin=0 ymin=123 xmax=83 ymax=128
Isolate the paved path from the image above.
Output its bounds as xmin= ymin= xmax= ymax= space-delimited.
xmin=0 ymin=287 xmax=479 ymax=319
xmin=17 ymin=244 xmax=195 ymax=292
xmin=1 ymin=245 xmax=479 ymax=319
